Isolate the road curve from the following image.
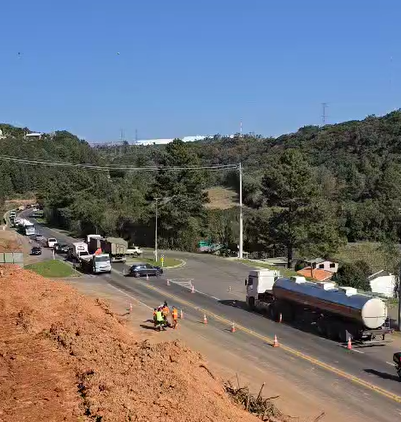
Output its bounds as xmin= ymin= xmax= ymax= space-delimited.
xmin=22 ymin=212 xmax=401 ymax=421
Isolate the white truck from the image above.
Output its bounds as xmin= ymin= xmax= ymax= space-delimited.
xmin=24 ymin=221 xmax=35 ymax=236
xmin=71 ymin=242 xmax=89 ymax=260
xmin=79 ymin=253 xmax=111 ymax=274
xmin=86 ymin=234 xmax=103 ymax=244
xmin=245 ymin=269 xmax=391 ymax=344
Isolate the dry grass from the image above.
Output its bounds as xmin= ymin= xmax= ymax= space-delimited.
xmin=332 ymin=242 xmax=398 ymax=273
xmin=205 ymin=187 xmax=237 ymax=210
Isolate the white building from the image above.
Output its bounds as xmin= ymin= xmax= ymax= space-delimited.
xmin=135 ymin=135 xmax=207 ymax=146
xmin=301 ymin=258 xmax=339 ymax=273
xmin=25 ymin=132 xmax=42 ymax=140
xmin=367 ymin=270 xmax=397 ymax=298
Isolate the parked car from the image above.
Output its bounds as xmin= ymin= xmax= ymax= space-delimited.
xmin=54 ymin=243 xmax=69 ymax=254
xmin=30 ymin=246 xmax=42 ymax=256
xmin=47 ymin=238 xmax=58 ymax=248
xmin=126 ymin=263 xmax=163 ymax=278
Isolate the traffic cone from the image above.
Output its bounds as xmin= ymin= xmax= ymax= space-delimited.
xmin=279 ymin=313 xmax=282 ymax=323
xmin=191 ymin=284 xmax=195 ymax=293
xmin=166 ymin=279 xmax=170 ymax=286
xmin=180 ymin=309 xmax=184 ymax=319
xmin=273 ymin=335 xmax=279 ymax=348
xmin=203 ymin=314 xmax=208 ymax=324
xmin=129 ymin=303 xmax=133 ymax=313
xmin=146 ymin=273 xmax=149 ymax=281
xmin=347 ymin=337 xmax=352 ymax=350
xmin=231 ymin=322 xmax=236 ymax=333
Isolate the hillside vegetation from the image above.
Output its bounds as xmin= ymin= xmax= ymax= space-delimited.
xmin=1 ymin=111 xmax=401 ymax=270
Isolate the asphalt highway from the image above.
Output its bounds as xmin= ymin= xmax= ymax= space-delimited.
xmin=21 ymin=212 xmax=401 ymax=420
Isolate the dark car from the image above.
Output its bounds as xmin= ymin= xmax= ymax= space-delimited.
xmin=126 ymin=263 xmax=163 ymax=278
xmin=54 ymin=243 xmax=69 ymax=254
xmin=30 ymin=246 xmax=42 ymax=255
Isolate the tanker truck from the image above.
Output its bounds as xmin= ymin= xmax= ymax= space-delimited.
xmin=245 ymin=269 xmax=391 ymax=344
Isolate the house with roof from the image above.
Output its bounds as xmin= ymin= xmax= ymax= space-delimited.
xmin=367 ymin=270 xmax=397 ymax=298
xmin=298 ymin=258 xmax=339 ymax=273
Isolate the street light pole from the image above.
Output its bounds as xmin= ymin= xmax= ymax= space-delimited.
xmin=239 ymin=162 xmax=243 ymax=259
xmin=155 ymin=198 xmax=159 ymax=263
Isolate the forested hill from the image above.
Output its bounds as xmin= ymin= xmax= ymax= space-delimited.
xmin=1 ymin=110 xmax=401 ymax=263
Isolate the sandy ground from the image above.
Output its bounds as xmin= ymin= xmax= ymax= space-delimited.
xmin=66 ymin=278 xmax=368 ymax=422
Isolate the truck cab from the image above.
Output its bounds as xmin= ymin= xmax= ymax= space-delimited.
xmin=245 ymin=269 xmax=281 ymax=310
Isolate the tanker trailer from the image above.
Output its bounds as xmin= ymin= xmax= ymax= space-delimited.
xmin=270 ymin=277 xmax=391 ymax=344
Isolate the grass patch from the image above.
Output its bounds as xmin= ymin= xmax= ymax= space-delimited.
xmin=126 ymin=256 xmax=183 ymax=268
xmin=205 ymin=187 xmax=237 ymax=210
xmin=236 ymin=259 xmax=300 ymax=278
xmin=332 ymin=242 xmax=395 ymax=273
xmin=25 ymin=259 xmax=78 ymax=278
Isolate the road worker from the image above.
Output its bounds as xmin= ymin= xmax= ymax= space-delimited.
xmin=162 ymin=301 xmax=170 ymax=326
xmin=171 ymin=306 xmax=178 ymax=329
xmin=155 ymin=308 xmax=166 ymax=331
xmin=152 ymin=308 xmax=157 ymax=328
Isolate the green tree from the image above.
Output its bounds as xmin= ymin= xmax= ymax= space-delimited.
xmin=261 ymin=149 xmax=341 ymax=267
xmin=152 ymin=139 xmax=208 ymax=250
xmin=333 ymin=260 xmax=372 ymax=291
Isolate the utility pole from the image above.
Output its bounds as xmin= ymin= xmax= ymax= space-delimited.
xmin=238 ymin=163 xmax=243 ymax=259
xmin=321 ymin=103 xmax=328 ymax=126
xmin=135 ymin=129 xmax=138 ymax=143
xmin=155 ymin=198 xmax=159 ymax=263
xmin=398 ymin=266 xmax=401 ymax=330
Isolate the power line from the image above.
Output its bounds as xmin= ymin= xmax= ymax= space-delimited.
xmin=0 ymin=154 xmax=238 ymax=172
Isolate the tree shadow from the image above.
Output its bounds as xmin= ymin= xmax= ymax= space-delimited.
xmin=364 ymin=368 xmax=400 ymax=382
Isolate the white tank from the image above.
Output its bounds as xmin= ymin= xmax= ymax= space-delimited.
xmin=273 ymin=278 xmax=387 ymax=329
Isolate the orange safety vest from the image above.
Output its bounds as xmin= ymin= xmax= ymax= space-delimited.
xmin=172 ymin=309 xmax=178 ymax=320
xmin=162 ymin=306 xmax=170 ymax=316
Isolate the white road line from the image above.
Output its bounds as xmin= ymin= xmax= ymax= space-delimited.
xmin=106 ymin=282 xmax=153 ymax=310
xmin=386 ymin=361 xmax=395 ymax=367
xmin=351 ymin=349 xmax=364 ymax=354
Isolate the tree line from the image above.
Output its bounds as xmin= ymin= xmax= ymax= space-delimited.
xmin=1 ymin=111 xmax=401 ymax=277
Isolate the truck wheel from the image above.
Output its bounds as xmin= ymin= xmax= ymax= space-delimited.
xmin=248 ymin=297 xmax=255 ymax=311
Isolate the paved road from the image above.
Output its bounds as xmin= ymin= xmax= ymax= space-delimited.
xmin=19 ymin=212 xmax=401 ymax=420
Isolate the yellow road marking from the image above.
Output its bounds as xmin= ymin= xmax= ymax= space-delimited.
xmin=116 ymin=271 xmax=401 ymax=404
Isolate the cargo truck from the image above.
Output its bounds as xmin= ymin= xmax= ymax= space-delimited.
xmin=88 ymin=237 xmax=127 ymax=263
xmin=245 ymin=269 xmax=391 ymax=344
xmin=79 ymin=253 xmax=111 ymax=274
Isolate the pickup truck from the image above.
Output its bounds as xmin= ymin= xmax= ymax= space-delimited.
xmin=126 ymin=245 xmax=143 ymax=257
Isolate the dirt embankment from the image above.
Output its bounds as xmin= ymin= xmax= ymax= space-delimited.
xmin=0 ymin=266 xmax=265 ymax=422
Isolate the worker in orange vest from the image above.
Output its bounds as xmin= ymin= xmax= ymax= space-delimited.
xmin=171 ymin=306 xmax=178 ymax=329
xmin=162 ymin=301 xmax=170 ymax=327
xmin=152 ymin=308 xmax=157 ymax=328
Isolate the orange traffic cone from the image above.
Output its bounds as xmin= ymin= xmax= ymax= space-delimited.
xmin=129 ymin=303 xmax=133 ymax=313
xmin=347 ymin=337 xmax=352 ymax=350
xmin=203 ymin=314 xmax=208 ymax=324
xmin=231 ymin=322 xmax=236 ymax=333
xmin=273 ymin=335 xmax=279 ymax=348
xmin=166 ymin=279 xmax=170 ymax=286
xmin=191 ymin=284 xmax=195 ymax=293
xmin=279 ymin=313 xmax=282 ymax=323
xmin=180 ymin=309 xmax=184 ymax=319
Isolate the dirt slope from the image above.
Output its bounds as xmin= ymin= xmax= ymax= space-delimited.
xmin=0 ymin=265 xmax=262 ymax=422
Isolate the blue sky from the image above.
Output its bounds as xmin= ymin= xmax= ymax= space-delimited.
xmin=0 ymin=0 xmax=400 ymax=142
